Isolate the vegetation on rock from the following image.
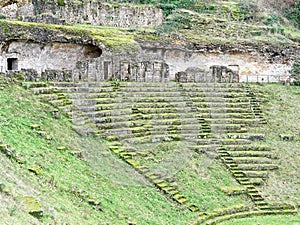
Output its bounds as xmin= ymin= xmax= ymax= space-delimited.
xmin=290 ymin=58 xmax=300 ymax=85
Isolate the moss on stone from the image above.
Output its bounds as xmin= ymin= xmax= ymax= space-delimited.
xmin=21 ymin=196 xmax=43 ymax=218
xmin=0 ymin=20 xmax=137 ymax=51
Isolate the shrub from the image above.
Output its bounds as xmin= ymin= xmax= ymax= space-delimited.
xmin=290 ymin=58 xmax=300 ymax=85
xmin=285 ymin=0 xmax=300 ymax=28
xmin=57 ymin=0 xmax=66 ymax=7
xmin=0 ymin=14 xmax=6 ymax=20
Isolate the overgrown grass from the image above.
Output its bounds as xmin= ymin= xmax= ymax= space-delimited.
xmin=0 ymin=80 xmax=299 ymax=224
xmin=0 ymin=20 xmax=137 ymax=50
xmin=248 ymin=84 xmax=300 ymax=205
xmin=174 ymin=152 xmax=253 ymax=212
xmin=219 ymin=214 xmax=300 ymax=225
xmin=0 ymin=82 xmax=195 ymax=224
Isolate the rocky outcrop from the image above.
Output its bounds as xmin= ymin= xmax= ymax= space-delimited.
xmin=0 ymin=0 xmax=29 ymax=8
xmin=0 ymin=20 xmax=300 ymax=83
xmin=0 ymin=0 xmax=163 ymax=28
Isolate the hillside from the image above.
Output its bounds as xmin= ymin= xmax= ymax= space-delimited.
xmin=0 ymin=77 xmax=299 ymax=224
xmin=0 ymin=0 xmax=299 ymax=224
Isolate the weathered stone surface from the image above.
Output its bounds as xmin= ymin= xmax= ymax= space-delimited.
xmin=0 ymin=20 xmax=299 ymax=83
xmin=279 ymin=134 xmax=294 ymax=141
xmin=1 ymin=0 xmax=163 ymax=28
xmin=24 ymin=14 xmax=66 ymax=25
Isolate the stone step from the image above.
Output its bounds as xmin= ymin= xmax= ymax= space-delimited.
xmin=65 ymin=92 xmax=118 ymax=99
xmin=190 ymin=145 xmax=231 ymax=153
xmin=232 ymin=157 xmax=273 ymax=164
xmin=227 ymin=133 xmax=265 ymax=141
xmin=59 ymin=105 xmax=74 ymax=112
xmin=71 ymin=98 xmax=115 ymax=106
xmin=120 ymin=82 xmax=244 ymax=88
xmin=31 ymin=87 xmax=53 ymax=95
xmin=120 ymin=135 xmax=181 ymax=144
xmin=237 ymin=164 xmax=279 ymax=171
xmin=226 ymin=147 xmax=271 ymax=152
xmin=195 ymin=138 xmax=251 ymax=146
xmin=193 ymin=102 xmax=251 ymax=108
xmin=190 ymin=96 xmax=252 ymax=103
xmin=197 ymin=107 xmax=253 ymax=114
xmin=83 ymin=110 xmax=258 ymax=125
xmin=227 ymin=151 xmax=276 ymax=158
xmin=199 ymin=112 xmax=255 ymax=119
xmin=49 ymin=99 xmax=72 ymax=107
xmin=52 ymin=86 xmax=115 ymax=93
xmin=243 ymin=171 xmax=269 ymax=178
xmin=122 ymin=91 xmax=183 ymax=98
xmin=122 ymin=92 xmax=250 ymax=99
xmin=224 ymin=145 xmax=272 ymax=151
xmin=22 ymin=82 xmax=48 ymax=89
xmin=120 ymin=86 xmax=246 ymax=93
xmin=40 ymin=93 xmax=66 ymax=101
xmin=71 ymin=117 xmax=89 ymax=126
xmin=49 ymin=82 xmax=111 ymax=88
xmin=106 ymin=131 xmax=211 ymax=141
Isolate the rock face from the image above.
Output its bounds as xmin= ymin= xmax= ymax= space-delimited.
xmin=0 ymin=0 xmax=163 ymax=28
xmin=0 ymin=21 xmax=299 ymax=83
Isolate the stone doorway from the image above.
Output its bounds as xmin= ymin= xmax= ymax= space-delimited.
xmin=7 ymin=58 xmax=18 ymax=71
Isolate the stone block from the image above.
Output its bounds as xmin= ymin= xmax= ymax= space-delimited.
xmin=279 ymin=134 xmax=294 ymax=141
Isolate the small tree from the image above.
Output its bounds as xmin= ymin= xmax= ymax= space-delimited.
xmin=290 ymin=58 xmax=300 ymax=85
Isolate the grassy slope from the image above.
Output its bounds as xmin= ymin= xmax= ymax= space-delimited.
xmin=0 ymin=82 xmax=195 ymax=225
xmin=219 ymin=214 xmax=300 ymax=225
xmin=218 ymin=83 xmax=300 ymax=225
xmin=0 ymin=80 xmax=251 ymax=224
xmin=0 ymin=80 xmax=299 ymax=224
xmin=249 ymin=84 xmax=300 ymax=205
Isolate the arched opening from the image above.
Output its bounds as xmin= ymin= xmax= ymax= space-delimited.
xmin=84 ymin=45 xmax=102 ymax=58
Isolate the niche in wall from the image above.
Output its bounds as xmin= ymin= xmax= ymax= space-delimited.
xmin=7 ymin=58 xmax=18 ymax=71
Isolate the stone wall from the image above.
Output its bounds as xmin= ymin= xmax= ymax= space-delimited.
xmin=0 ymin=40 xmax=170 ymax=82
xmin=0 ymin=18 xmax=298 ymax=84
xmin=0 ymin=39 xmax=296 ymax=83
xmin=0 ymin=41 xmax=102 ymax=74
xmin=148 ymin=47 xmax=294 ymax=82
xmin=0 ymin=1 xmax=163 ymax=28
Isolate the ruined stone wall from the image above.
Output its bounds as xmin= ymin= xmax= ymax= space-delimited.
xmin=0 ymin=41 xmax=102 ymax=74
xmin=141 ymin=47 xmax=294 ymax=82
xmin=0 ymin=40 xmax=169 ymax=82
xmin=0 ymin=18 xmax=298 ymax=84
xmin=72 ymin=52 xmax=169 ymax=82
xmin=0 ymin=39 xmax=296 ymax=83
xmin=0 ymin=1 xmax=163 ymax=28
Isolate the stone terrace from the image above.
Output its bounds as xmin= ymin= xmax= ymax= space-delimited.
xmin=23 ymin=81 xmax=297 ymax=223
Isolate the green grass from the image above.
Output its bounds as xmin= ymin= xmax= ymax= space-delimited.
xmin=174 ymin=152 xmax=253 ymax=212
xmin=0 ymin=20 xmax=137 ymax=50
xmin=0 ymin=80 xmax=299 ymax=224
xmin=0 ymin=82 xmax=195 ymax=224
xmin=248 ymin=84 xmax=300 ymax=206
xmin=219 ymin=214 xmax=300 ymax=225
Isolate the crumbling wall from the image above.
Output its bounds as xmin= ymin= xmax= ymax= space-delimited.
xmin=72 ymin=53 xmax=169 ymax=82
xmin=0 ymin=40 xmax=170 ymax=82
xmin=0 ymin=1 xmax=163 ymax=27
xmin=0 ymin=41 xmax=102 ymax=74
xmin=159 ymin=48 xmax=293 ymax=82
xmin=0 ymin=40 xmax=294 ymax=83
